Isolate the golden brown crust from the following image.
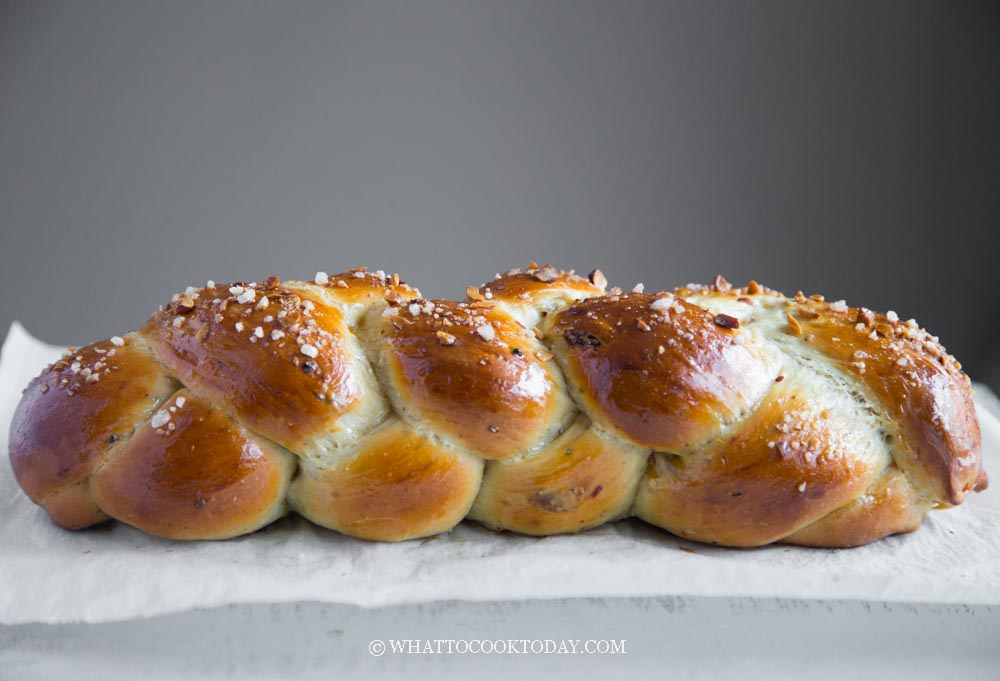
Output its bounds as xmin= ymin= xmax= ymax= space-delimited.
xmin=139 ymin=280 xmax=366 ymax=452
xmin=476 ymin=263 xmax=605 ymax=307
xmin=289 ymin=418 xmax=482 ymax=541
xmin=8 ymin=334 xmax=179 ymax=503
xmin=633 ymin=371 xmax=887 ymax=546
xmin=378 ymin=298 xmax=571 ymax=459
xmin=470 ymin=417 xmax=648 ymax=535
xmin=788 ymin=298 xmax=984 ymax=505
xmin=306 ymin=268 xmax=422 ymax=316
xmin=549 ymin=292 xmax=776 ymax=452
xmin=39 ymin=480 xmax=110 ymax=530
xmin=90 ymin=390 xmax=295 ymax=540
xmin=678 ymin=278 xmax=985 ymax=507
xmin=6 ymin=267 xmax=987 ymax=548
xmin=780 ymin=467 xmax=928 ymax=547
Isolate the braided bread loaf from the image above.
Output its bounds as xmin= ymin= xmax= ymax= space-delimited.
xmin=8 ymin=264 xmax=987 ymax=547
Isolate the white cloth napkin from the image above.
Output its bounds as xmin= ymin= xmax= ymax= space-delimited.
xmin=2 ymin=321 xmax=998 ymax=624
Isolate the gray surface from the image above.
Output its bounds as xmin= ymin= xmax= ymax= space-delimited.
xmin=3 ymin=597 xmax=1000 ymax=680
xmin=1 ymin=0 xmax=999 ymax=389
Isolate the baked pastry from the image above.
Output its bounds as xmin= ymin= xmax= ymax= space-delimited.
xmin=7 ymin=265 xmax=987 ymax=547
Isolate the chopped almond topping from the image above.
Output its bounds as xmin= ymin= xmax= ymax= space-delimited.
xmin=649 ymin=296 xmax=675 ymax=313
xmin=876 ymin=323 xmax=895 ymax=337
xmin=747 ymin=280 xmax=761 ymax=295
xmin=196 ymin=323 xmax=210 ymax=342
xmin=588 ymin=268 xmax=608 ymax=290
xmin=636 ymin=319 xmax=651 ymax=331
xmin=532 ymin=326 xmax=544 ymax=340
xmin=466 ymin=286 xmax=485 ymax=302
xmin=436 ymin=330 xmax=457 ymax=345
xmin=177 ymin=294 xmax=196 ymax=313
xmin=536 ymin=349 xmax=554 ymax=362
xmin=535 ymin=265 xmax=559 ymax=282
xmin=713 ymin=274 xmax=732 ymax=292
xmin=786 ymin=314 xmax=802 ymax=335
xmin=391 ymin=272 xmax=400 ymax=287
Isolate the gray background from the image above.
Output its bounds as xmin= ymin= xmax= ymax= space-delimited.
xmin=1 ymin=0 xmax=998 ymax=389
